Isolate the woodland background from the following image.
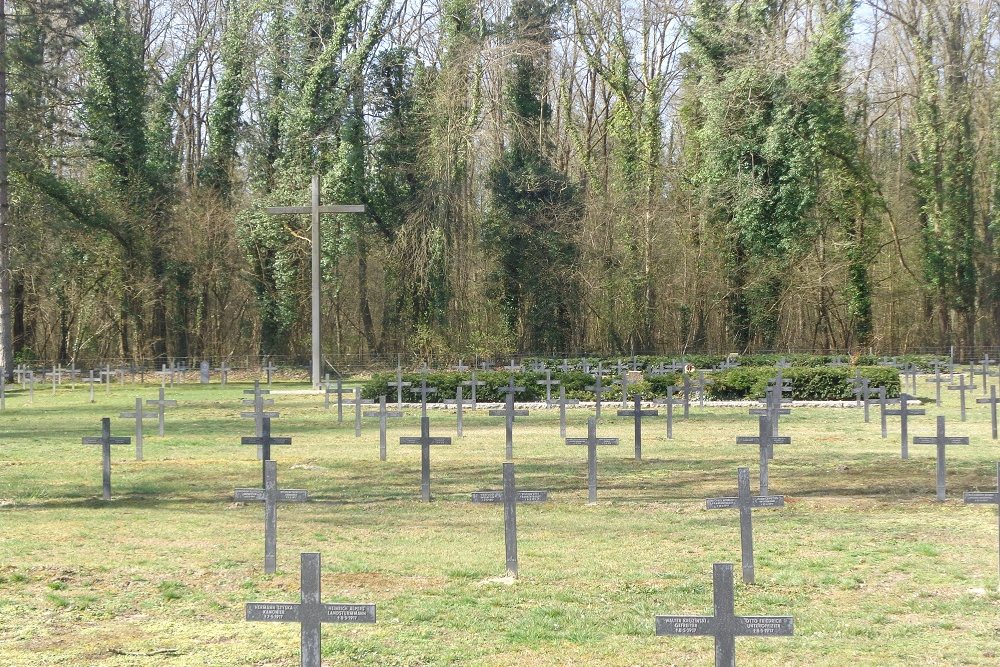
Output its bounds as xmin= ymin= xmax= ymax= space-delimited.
xmin=1 ymin=0 xmax=998 ymax=367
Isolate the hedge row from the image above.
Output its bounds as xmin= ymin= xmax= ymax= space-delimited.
xmin=363 ymin=367 xmax=899 ymax=402
xmin=518 ymin=353 xmax=946 ymax=372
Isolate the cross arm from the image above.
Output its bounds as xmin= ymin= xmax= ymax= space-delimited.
xmin=240 ymin=411 xmax=280 ymax=419
xmin=706 ymin=497 xmax=738 ymax=510
xmin=234 ymin=488 xmax=266 ymax=502
xmin=321 ymin=603 xmax=376 ymax=623
xmin=735 ymin=616 xmax=794 ymax=636
xmin=399 ymin=437 xmax=452 ymax=445
xmin=245 ymin=602 xmax=301 ymax=622
xmin=82 ymin=436 xmax=131 ymax=445
xmin=241 ymin=436 xmax=292 ymax=446
xmin=964 ymin=491 xmax=1000 ymax=504
xmin=654 ymin=615 xmax=716 ymax=635
xmin=264 ymin=204 xmax=366 ymax=215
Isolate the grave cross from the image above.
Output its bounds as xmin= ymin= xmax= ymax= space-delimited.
xmin=826 ymin=356 xmax=848 ymax=367
xmin=925 ymin=366 xmax=954 ymax=407
xmin=82 ymin=417 xmax=131 ymax=500
xmin=364 ymin=395 xmax=402 ymax=461
xmin=453 ymin=359 xmax=469 ymax=372
xmin=883 ymin=393 xmax=925 ymax=459
xmin=749 ymin=387 xmax=791 ymax=445
xmin=694 ymin=371 xmax=712 ymax=409
xmin=505 ymin=359 xmax=523 ymax=372
xmin=559 ymin=358 xmax=572 ymax=373
xmin=347 ymin=387 xmax=373 ymax=438
xmin=850 ymin=373 xmax=869 ymax=410
xmin=585 ymin=373 xmax=607 ymax=419
xmin=963 ymin=461 xmax=1000 ymax=587
xmin=536 ymin=368 xmax=560 ymax=407
xmin=977 ymin=386 xmax=1000 ymax=440
xmin=399 ymin=416 xmax=453 ymax=502
xmin=263 ymin=358 xmax=277 ymax=387
xmin=681 ymin=373 xmax=694 ymax=418
xmin=388 ymin=364 xmax=412 ymax=411
xmin=443 ymin=386 xmax=473 ymax=437
xmin=913 ymin=415 xmax=970 ymax=501
xmin=241 ymin=417 xmax=293 ymax=487
xmin=654 ymin=386 xmax=679 ymax=439
xmin=736 ymin=416 xmax=791 ymax=496
xmin=617 ymin=393 xmax=659 ymax=460
xmin=900 ymin=363 xmax=919 ymax=395
xmin=877 ymin=387 xmax=900 ymax=439
xmin=323 ymin=376 xmax=349 ymax=422
xmin=461 ymin=371 xmax=485 ymax=409
xmin=470 ymin=462 xmax=548 ymax=578
xmin=119 ymin=397 xmax=157 ymax=461
xmin=565 ymin=416 xmax=619 ymax=504
xmin=861 ymin=380 xmax=877 ymax=423
xmin=234 ymin=460 xmax=308 ymax=574
xmin=948 ymin=374 xmax=977 ymax=421
xmin=245 ymin=552 xmax=375 ymax=667
xmin=489 ymin=378 xmax=528 ymax=460
xmin=50 ymin=364 xmax=63 ymax=394
xmin=706 ymin=467 xmax=784 ymax=584
xmin=215 ymin=361 xmax=231 ymax=386
xmin=558 ymin=385 xmax=580 ymax=438
xmin=242 ymin=380 xmax=279 ymax=459
xmin=615 ymin=371 xmax=630 ymax=409
xmin=82 ymin=369 xmax=101 ymax=403
xmin=977 ymin=354 xmax=998 ymax=395
xmin=413 ymin=378 xmax=438 ymax=418
xmin=775 ymin=357 xmax=791 ymax=369
xmin=266 ymin=175 xmax=365 ymax=386
xmin=655 ymin=562 xmax=793 ymax=667
xmin=145 ymin=387 xmax=177 ymax=437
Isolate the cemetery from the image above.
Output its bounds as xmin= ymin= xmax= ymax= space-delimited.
xmin=1 ymin=355 xmax=999 ymax=665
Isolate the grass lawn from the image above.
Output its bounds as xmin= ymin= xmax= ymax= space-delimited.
xmin=0 ymin=378 xmax=998 ymax=666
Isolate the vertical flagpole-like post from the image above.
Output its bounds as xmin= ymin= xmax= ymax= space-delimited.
xmin=311 ymin=175 xmax=321 ymax=388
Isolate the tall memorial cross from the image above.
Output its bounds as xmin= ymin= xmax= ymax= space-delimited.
xmin=266 ymin=176 xmax=365 ymax=387
xmin=413 ymin=378 xmax=438 ymax=418
xmin=234 ymin=460 xmax=308 ymax=574
xmin=388 ymin=364 xmax=412 ymax=411
xmin=119 ymin=397 xmax=157 ymax=460
xmin=963 ymin=461 xmax=1000 ymax=587
xmin=536 ymin=368 xmax=560 ymax=407
xmin=925 ymin=366 xmax=953 ymax=407
xmin=81 ymin=369 xmax=101 ymax=403
xmin=565 ymin=416 xmax=619 ymax=504
xmin=462 ymin=370 xmax=485 ymax=409
xmin=242 ymin=417 xmax=293 ymax=487
xmin=323 ymin=376 xmax=349 ymax=422
xmin=443 ymin=386 xmax=473 ymax=437
xmin=400 ymin=416 xmax=453 ymax=501
xmin=585 ymin=373 xmax=608 ymax=420
xmin=736 ymin=416 xmax=790 ymax=496
xmin=82 ymin=417 xmax=131 ymax=500
xmin=347 ymin=387 xmax=373 ymax=438
xmin=977 ymin=386 xmax=1000 ymax=440
xmin=471 ymin=462 xmax=548 ymax=578
xmin=245 ymin=552 xmax=375 ymax=667
xmin=364 ymin=396 xmax=402 ymax=461
xmin=877 ymin=387 xmax=900 ymax=439
xmin=948 ymin=374 xmax=977 ymax=421
xmin=145 ymin=387 xmax=177 ymax=437
xmin=706 ymin=467 xmax=784 ymax=584
xmin=884 ymin=393 xmax=925 ymax=459
xmin=654 ymin=386 xmax=679 ymax=439
xmin=913 ymin=415 xmax=970 ymax=501
xmin=655 ymin=562 xmax=793 ymax=667
xmin=617 ymin=394 xmax=659 ymax=460
xmin=558 ymin=385 xmax=580 ymax=438
xmin=489 ymin=378 xmax=528 ymax=460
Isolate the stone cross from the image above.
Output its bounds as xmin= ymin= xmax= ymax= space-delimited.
xmin=146 ymin=387 xmax=177 ymax=437
xmin=242 ymin=417 xmax=292 ymax=487
xmin=505 ymin=359 xmax=523 ymax=372
xmin=99 ymin=364 xmax=114 ymax=395
xmin=877 ymin=387 xmax=900 ymax=439
xmin=925 ymin=366 xmax=953 ymax=407
xmin=681 ymin=373 xmax=694 ymax=418
xmin=536 ymin=368 xmax=560 ymax=407
xmin=155 ymin=363 xmax=169 ymax=388
xmin=242 ymin=380 xmax=278 ymax=459
xmin=977 ymin=355 xmax=998 ymax=395
xmin=850 ymin=373 xmax=868 ymax=410
xmin=470 ymin=462 xmax=548 ymax=578
xmin=388 ymin=364 xmax=411 ymax=411
xmin=654 ymin=386 xmax=679 ymax=439
xmin=364 ymin=395 xmax=402 ymax=461
xmin=490 ymin=378 xmax=528 ymax=460
xmin=775 ymin=357 xmax=791 ymax=369
xmin=736 ymin=416 xmax=790 ymax=496
xmin=913 ymin=415 xmax=970 ymax=501
xmin=245 ymin=552 xmax=375 ymax=667
xmin=977 ymin=386 xmax=999 ymax=440
xmin=265 ymin=175 xmax=365 ymax=386
xmin=50 ymin=364 xmax=63 ymax=394
xmin=883 ymin=393 xmax=925 ymax=459
xmin=580 ymin=358 xmax=592 ymax=375
xmin=749 ymin=387 xmax=790 ymax=443
xmin=453 ymin=359 xmax=469 ymax=372
xmin=559 ymin=358 xmax=572 ymax=373
xmin=234 ymin=460 xmax=308 ymax=574
xmin=462 ymin=370 xmax=485 ymax=409
xmin=400 ymin=416 xmax=453 ymax=501
xmin=617 ymin=394 xmax=658 ymax=460
xmin=529 ymin=359 xmax=546 ymax=372
xmin=443 ymin=386 xmax=473 ymax=437
xmin=82 ymin=417 xmax=131 ymax=500
xmin=613 ymin=370 xmax=631 ymax=409
xmin=413 ymin=378 xmax=438 ymax=418
xmin=565 ymin=416 xmax=619 ymax=504
xmin=215 ymin=361 xmax=231 ymax=386
xmin=263 ymin=358 xmax=277 ymax=386
xmin=901 ymin=363 xmax=919 ymax=394
xmin=585 ymin=373 xmax=607 ymax=419
xmin=655 ymin=562 xmax=793 ymax=666
xmin=119 ymin=397 xmax=157 ymax=461
xmin=948 ymin=374 xmax=977 ymax=421
xmin=706 ymin=467 xmax=784 ymax=584
xmin=963 ymin=461 xmax=1000 ymax=587
xmin=82 ymin=369 xmax=100 ymax=403
xmin=558 ymin=385 xmax=580 ymax=438
xmin=324 ymin=376 xmax=349 ymax=423
xmin=347 ymin=387 xmax=373 ymax=438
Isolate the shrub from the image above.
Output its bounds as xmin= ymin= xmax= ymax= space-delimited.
xmin=706 ymin=366 xmax=900 ymax=401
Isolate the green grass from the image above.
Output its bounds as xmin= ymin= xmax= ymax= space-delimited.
xmin=0 ymin=379 xmax=999 ymax=665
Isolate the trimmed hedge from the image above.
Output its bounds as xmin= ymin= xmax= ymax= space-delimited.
xmin=521 ymin=353 xmax=947 ymax=372
xmin=705 ymin=366 xmax=900 ymax=401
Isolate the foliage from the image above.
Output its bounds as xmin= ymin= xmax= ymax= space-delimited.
xmin=706 ymin=366 xmax=900 ymax=401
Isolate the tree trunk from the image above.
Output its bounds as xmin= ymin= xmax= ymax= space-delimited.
xmin=0 ymin=0 xmax=11 ymax=379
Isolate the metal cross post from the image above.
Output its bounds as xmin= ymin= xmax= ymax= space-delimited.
xmin=443 ymin=386 xmax=473 ymax=437
xmin=489 ymin=378 xmax=528 ymax=460
xmin=462 ymin=370 xmax=485 ymax=410
xmin=82 ymin=418 xmax=131 ymax=500
xmin=706 ymin=467 xmax=784 ymax=584
xmin=565 ymin=416 xmax=619 ymax=504
xmin=736 ymin=416 xmax=791 ymax=496
xmin=913 ymin=415 xmax=970 ymax=501
xmin=948 ymin=374 xmax=977 ymax=421
xmin=470 ymin=462 xmax=548 ymax=578
xmin=364 ymin=396 xmax=402 ymax=461
xmin=558 ymin=385 xmax=580 ymax=438
xmin=119 ymin=397 xmax=157 ymax=460
xmin=977 ymin=386 xmax=1000 ymax=439
xmin=234 ymin=460 xmax=308 ymax=574
xmin=388 ymin=363 xmax=412 ymax=411
xmin=399 ymin=416 xmax=453 ymax=502
xmin=963 ymin=462 xmax=1000 ymax=588
xmin=884 ymin=393 xmax=926 ymax=459
xmin=146 ymin=387 xmax=177 ymax=437
xmin=617 ymin=393 xmax=658 ymax=460
xmin=241 ymin=417 xmax=293 ymax=487
xmin=536 ymin=368 xmax=560 ymax=407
